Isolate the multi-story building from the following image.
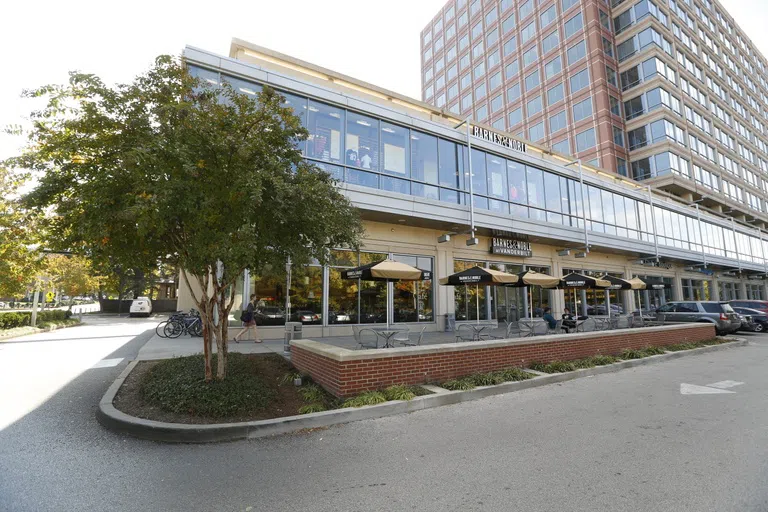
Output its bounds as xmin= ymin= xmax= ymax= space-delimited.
xmin=178 ymin=39 xmax=768 ymax=337
xmin=421 ymin=0 xmax=768 ymax=228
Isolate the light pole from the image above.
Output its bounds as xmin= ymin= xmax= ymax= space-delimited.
xmin=453 ymin=117 xmax=478 ymax=246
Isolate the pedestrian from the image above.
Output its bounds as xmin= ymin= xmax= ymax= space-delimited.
xmin=542 ymin=307 xmax=557 ymax=330
xmin=234 ymin=294 xmax=262 ymax=343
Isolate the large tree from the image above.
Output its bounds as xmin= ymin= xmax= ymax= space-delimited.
xmin=0 ymin=167 xmax=40 ymax=298
xmin=45 ymin=254 xmax=101 ymax=309
xmin=7 ymin=56 xmax=363 ymax=380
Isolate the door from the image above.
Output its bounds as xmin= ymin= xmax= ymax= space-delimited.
xmin=674 ymin=302 xmax=700 ymax=323
xmin=655 ymin=302 xmax=676 ymax=322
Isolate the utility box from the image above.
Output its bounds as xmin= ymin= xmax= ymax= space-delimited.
xmin=283 ymin=322 xmax=303 ymax=353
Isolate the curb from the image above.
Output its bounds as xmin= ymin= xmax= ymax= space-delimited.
xmin=97 ymin=338 xmax=748 ymax=443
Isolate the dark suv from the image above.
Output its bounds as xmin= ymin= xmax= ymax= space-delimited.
xmin=655 ymin=301 xmax=740 ymax=335
xmin=729 ymin=300 xmax=768 ymax=315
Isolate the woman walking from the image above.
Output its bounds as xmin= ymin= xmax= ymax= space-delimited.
xmin=234 ymin=294 xmax=262 ymax=343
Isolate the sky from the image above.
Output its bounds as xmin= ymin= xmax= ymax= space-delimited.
xmin=1 ymin=0 xmax=767 ymax=163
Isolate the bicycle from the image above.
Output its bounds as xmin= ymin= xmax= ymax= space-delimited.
xmin=163 ymin=309 xmax=203 ymax=338
xmin=155 ymin=310 xmax=188 ymax=338
xmin=156 ymin=310 xmax=202 ymax=338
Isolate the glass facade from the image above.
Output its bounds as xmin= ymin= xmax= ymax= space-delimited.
xmin=190 ymin=64 xmax=768 ymax=276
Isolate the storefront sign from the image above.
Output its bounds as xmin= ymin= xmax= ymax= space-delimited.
xmin=458 ymin=275 xmax=483 ymax=283
xmin=471 ymin=125 xmax=527 ymax=153
xmin=490 ymin=236 xmax=533 ymax=257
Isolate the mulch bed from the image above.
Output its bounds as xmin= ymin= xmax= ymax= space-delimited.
xmin=114 ymin=354 xmax=311 ymax=425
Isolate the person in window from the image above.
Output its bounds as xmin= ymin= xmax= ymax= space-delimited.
xmin=234 ymin=294 xmax=262 ymax=343
xmin=360 ymin=148 xmax=372 ymax=169
xmin=542 ymin=307 xmax=557 ymax=330
xmin=346 ymin=148 xmax=358 ymax=166
xmin=562 ymin=307 xmax=577 ymax=332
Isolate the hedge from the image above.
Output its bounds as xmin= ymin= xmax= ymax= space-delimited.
xmin=0 ymin=310 xmax=69 ymax=330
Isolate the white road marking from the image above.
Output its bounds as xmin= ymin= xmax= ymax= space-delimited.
xmin=706 ymin=380 xmax=745 ymax=389
xmin=680 ymin=383 xmax=736 ymax=395
xmin=90 ymin=358 xmax=124 ymax=369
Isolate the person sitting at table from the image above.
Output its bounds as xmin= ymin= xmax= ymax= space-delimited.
xmin=542 ymin=307 xmax=557 ymax=331
xmin=561 ymin=307 xmax=577 ymax=332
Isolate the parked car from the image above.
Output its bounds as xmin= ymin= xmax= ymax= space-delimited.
xmin=732 ymin=307 xmax=768 ymax=332
xmin=328 ymin=311 xmax=352 ymax=324
xmin=735 ymin=312 xmax=755 ymax=332
xmin=253 ymin=306 xmax=285 ymax=325
xmin=129 ymin=297 xmax=153 ymax=317
xmin=655 ymin=301 xmax=740 ymax=335
xmin=729 ymin=300 xmax=768 ymax=315
xmin=290 ymin=310 xmax=321 ymax=324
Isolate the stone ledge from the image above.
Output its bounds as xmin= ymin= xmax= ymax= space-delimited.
xmin=290 ymin=323 xmax=712 ymax=362
xmin=96 ymin=338 xmax=745 ymax=443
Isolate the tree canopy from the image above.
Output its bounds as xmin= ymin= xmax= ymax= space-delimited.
xmin=0 ymin=168 xmax=40 ymax=298
xmin=6 ymin=55 xmax=363 ymax=379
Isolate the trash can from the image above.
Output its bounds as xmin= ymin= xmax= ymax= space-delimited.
xmin=444 ymin=313 xmax=456 ymax=332
xmin=283 ymin=322 xmax=303 ymax=353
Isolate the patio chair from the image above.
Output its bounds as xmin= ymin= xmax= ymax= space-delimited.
xmin=504 ymin=320 xmax=520 ymax=338
xmin=455 ymin=323 xmax=476 ymax=342
xmin=616 ymin=315 xmax=630 ymax=329
xmin=547 ymin=319 xmax=563 ymax=335
xmin=518 ymin=319 xmax=535 ymax=337
xmin=579 ymin=317 xmax=597 ymax=332
xmin=352 ymin=325 xmax=379 ymax=350
xmin=393 ymin=326 xmax=426 ymax=347
xmin=533 ymin=319 xmax=550 ymax=336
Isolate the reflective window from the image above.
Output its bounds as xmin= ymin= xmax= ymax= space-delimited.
xmin=489 ymin=71 xmax=502 ymax=90
xmin=508 ymin=160 xmax=527 ymax=205
xmin=471 ymin=148 xmax=488 ymax=195
xmin=526 ymin=165 xmax=546 ymax=220
xmin=525 ymin=69 xmax=540 ymax=91
xmin=547 ymin=82 xmax=564 ymax=104
xmin=411 ymin=131 xmax=438 ymax=184
xmin=504 ymin=36 xmax=518 ymax=56
xmin=381 ymin=122 xmax=409 ymax=176
xmin=520 ymin=0 xmax=533 ymax=18
xmin=487 ymin=153 xmax=508 ymax=199
xmin=552 ymin=138 xmax=570 ymax=154
xmin=550 ymin=110 xmax=567 ymax=132
xmin=438 ymin=139 xmax=461 ymax=188
xmin=567 ymin=40 xmax=586 ymax=65
xmin=545 ymin=55 xmax=562 ymax=79
xmin=381 ymin=175 xmax=411 ymax=195
xmin=541 ymin=6 xmax=557 ymax=27
xmin=529 ymin=121 xmax=545 ymax=141
xmin=521 ymin=22 xmax=537 ymax=44
xmin=542 ymin=31 xmax=560 ymax=54
xmin=527 ymin=95 xmax=543 ymax=115
xmin=564 ymin=12 xmax=583 ymax=39
xmin=572 ymin=96 xmax=593 ymax=122
xmin=575 ymin=128 xmax=596 ymax=151
xmin=503 ymin=14 xmax=516 ymax=33
xmin=509 ymin=107 xmax=523 ymax=126
xmin=307 ymin=100 xmax=344 ymax=164
xmin=346 ymin=111 xmax=379 ymax=170
xmin=507 ymin=82 xmax=521 ymax=102
xmin=491 ymin=94 xmax=504 ymax=113
xmin=523 ymin=46 xmax=538 ymax=66
xmin=506 ymin=59 xmax=520 ymax=78
xmin=570 ymin=68 xmax=590 ymax=92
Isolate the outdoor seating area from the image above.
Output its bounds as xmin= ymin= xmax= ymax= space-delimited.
xmin=324 ymin=313 xmax=664 ymax=350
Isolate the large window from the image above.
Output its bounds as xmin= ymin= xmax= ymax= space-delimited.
xmin=411 ymin=131 xmax=439 ymax=183
xmin=346 ymin=112 xmax=379 ymax=171
xmin=307 ymin=100 xmax=344 ymax=164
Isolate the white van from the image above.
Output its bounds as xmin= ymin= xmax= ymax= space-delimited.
xmin=129 ymin=297 xmax=153 ymax=317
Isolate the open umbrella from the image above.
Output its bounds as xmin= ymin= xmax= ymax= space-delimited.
xmin=599 ymin=275 xmax=633 ymax=318
xmin=439 ymin=266 xmax=518 ymax=323
xmin=559 ymin=273 xmax=611 ymax=318
xmin=342 ymin=259 xmax=430 ymax=329
xmin=630 ymin=277 xmax=670 ymax=320
xmin=504 ymin=270 xmax=560 ymax=318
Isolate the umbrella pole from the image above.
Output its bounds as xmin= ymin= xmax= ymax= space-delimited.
xmin=475 ymin=284 xmax=480 ymax=324
xmin=606 ymin=290 xmax=611 ymax=318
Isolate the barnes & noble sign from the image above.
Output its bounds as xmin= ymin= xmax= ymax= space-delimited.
xmin=471 ymin=125 xmax=527 ymax=153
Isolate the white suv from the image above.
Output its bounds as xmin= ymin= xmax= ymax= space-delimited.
xmin=129 ymin=297 xmax=153 ymax=317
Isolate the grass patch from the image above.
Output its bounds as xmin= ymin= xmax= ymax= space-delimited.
xmin=441 ymin=367 xmax=535 ymax=389
xmin=298 ymin=403 xmax=327 ymax=415
xmin=383 ymin=385 xmax=417 ymax=401
xmin=530 ymin=355 xmax=622 ymax=373
xmin=297 ymin=384 xmax=326 ymax=404
xmin=139 ymin=353 xmax=276 ymax=418
xmin=341 ymin=391 xmax=387 ymax=408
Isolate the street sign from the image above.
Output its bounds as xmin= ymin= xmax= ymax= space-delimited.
xmin=45 ymin=292 xmax=55 ymax=302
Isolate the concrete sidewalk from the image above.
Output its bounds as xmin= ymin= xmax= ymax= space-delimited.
xmin=136 ymin=333 xmax=287 ymax=360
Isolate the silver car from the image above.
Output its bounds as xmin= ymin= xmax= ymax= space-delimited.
xmin=655 ymin=301 xmax=740 ymax=336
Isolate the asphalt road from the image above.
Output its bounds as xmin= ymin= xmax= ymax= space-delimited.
xmin=2 ymin=318 xmax=768 ymax=512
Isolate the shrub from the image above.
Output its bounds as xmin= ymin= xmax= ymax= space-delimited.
xmin=140 ymin=353 xmax=275 ymax=417
xmin=279 ymin=371 xmax=303 ymax=386
xmin=587 ymin=355 xmax=620 ymax=366
xmin=298 ymin=384 xmax=326 ymax=403
xmin=642 ymin=346 xmax=666 ymax=356
xmin=299 ymin=403 xmax=327 ymax=414
xmin=498 ymin=367 xmax=535 ymax=381
xmin=470 ymin=372 xmax=506 ymax=386
xmin=341 ymin=391 xmax=387 ymax=408
xmin=620 ymin=348 xmax=647 ymax=360
xmin=441 ymin=378 xmax=476 ymax=391
xmin=0 ymin=312 xmax=31 ymax=330
xmin=383 ymin=385 xmax=416 ymax=401
xmin=528 ymin=362 xmax=549 ymax=372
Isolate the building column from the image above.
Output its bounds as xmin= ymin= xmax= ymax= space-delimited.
xmin=738 ymin=280 xmax=748 ymax=300
xmin=673 ymin=272 xmax=684 ymax=301
xmin=711 ymin=276 xmax=721 ymax=301
xmin=550 ymin=259 xmax=565 ymax=316
xmin=437 ymin=246 xmax=452 ymax=330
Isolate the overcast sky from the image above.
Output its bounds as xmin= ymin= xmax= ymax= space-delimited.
xmin=1 ymin=0 xmax=767 ymax=162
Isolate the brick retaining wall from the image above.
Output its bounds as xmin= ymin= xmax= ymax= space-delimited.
xmin=291 ymin=324 xmax=715 ymax=397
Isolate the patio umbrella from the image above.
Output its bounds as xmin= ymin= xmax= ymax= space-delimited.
xmin=342 ymin=259 xmax=430 ymax=329
xmin=504 ymin=270 xmax=561 ymax=318
xmin=439 ymin=266 xmax=518 ymax=323
xmin=599 ymin=275 xmax=634 ymax=318
xmin=630 ymin=277 xmax=670 ymax=319
xmin=628 ymin=277 xmax=647 ymax=320
xmin=559 ymin=273 xmax=611 ymax=318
